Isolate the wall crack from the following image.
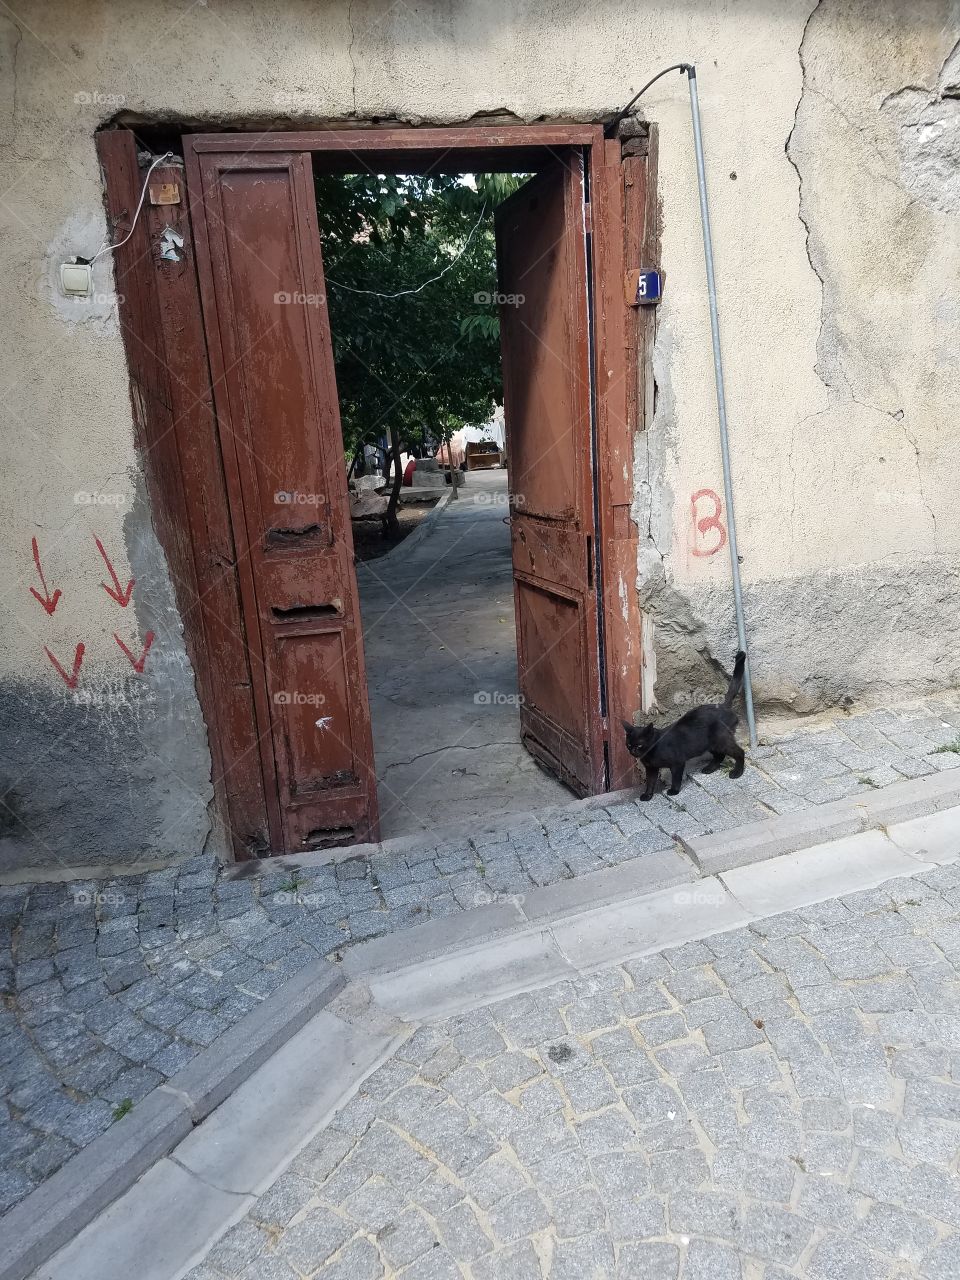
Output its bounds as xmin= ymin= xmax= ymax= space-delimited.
xmin=785 ymin=0 xmax=827 ymax=396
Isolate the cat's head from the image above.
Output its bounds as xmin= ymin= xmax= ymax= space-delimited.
xmin=621 ymin=719 xmax=656 ymax=759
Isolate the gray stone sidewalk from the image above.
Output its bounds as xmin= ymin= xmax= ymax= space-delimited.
xmin=186 ymin=863 xmax=960 ymax=1280
xmin=2 ymin=696 xmax=960 ymax=1218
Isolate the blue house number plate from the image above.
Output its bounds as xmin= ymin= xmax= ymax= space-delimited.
xmin=635 ymin=270 xmax=662 ymax=305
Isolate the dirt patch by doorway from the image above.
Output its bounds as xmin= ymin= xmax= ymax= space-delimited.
xmin=351 ymin=497 xmax=441 ymax=562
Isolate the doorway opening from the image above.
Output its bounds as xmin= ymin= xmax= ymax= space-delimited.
xmin=104 ymin=123 xmax=652 ymax=858
xmin=315 ymin=159 xmax=602 ymax=840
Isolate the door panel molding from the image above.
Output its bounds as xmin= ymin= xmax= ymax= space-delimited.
xmin=185 ymin=143 xmax=379 ymax=850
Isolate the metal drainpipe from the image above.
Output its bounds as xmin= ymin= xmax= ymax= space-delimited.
xmin=685 ymin=65 xmax=757 ymax=750
xmin=605 ymin=64 xmax=758 ymax=750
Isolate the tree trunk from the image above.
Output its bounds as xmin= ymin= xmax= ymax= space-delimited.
xmin=443 ymin=427 xmax=460 ymax=500
xmin=383 ymin=422 xmax=403 ymax=535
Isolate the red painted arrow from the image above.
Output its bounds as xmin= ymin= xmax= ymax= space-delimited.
xmin=29 ymin=538 xmax=62 ymax=616
xmin=94 ymin=536 xmax=135 ymax=607
xmin=114 ymin=630 xmax=155 ymax=674
xmin=44 ymin=642 xmax=85 ymax=688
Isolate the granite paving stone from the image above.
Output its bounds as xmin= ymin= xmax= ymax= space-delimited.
xmin=171 ymin=851 xmax=960 ymax=1279
xmin=4 ymin=693 xmax=960 ymax=1223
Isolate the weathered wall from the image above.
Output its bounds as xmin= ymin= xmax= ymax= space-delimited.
xmin=0 ymin=0 xmax=957 ymax=867
xmin=642 ymin=0 xmax=960 ymax=714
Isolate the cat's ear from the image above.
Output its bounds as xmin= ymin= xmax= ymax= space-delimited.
xmin=621 ymin=718 xmax=638 ymax=736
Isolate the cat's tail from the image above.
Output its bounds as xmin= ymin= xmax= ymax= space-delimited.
xmin=723 ymin=651 xmax=747 ymax=707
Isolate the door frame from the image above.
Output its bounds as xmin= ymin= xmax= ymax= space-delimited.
xmin=101 ymin=121 xmax=653 ymax=857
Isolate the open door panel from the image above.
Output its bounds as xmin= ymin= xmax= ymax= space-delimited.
xmin=495 ymin=155 xmax=607 ymax=796
xmin=185 ymin=145 xmax=379 ymax=851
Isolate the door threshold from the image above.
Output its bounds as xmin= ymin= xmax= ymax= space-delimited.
xmin=226 ymin=785 xmax=637 ymax=877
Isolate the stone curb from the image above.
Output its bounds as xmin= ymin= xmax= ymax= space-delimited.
xmin=341 ymin=788 xmax=960 ymax=995
xmin=683 ymin=771 xmax=960 ymax=876
xmin=0 ymin=958 xmax=344 ymax=1280
xmin=36 ymin=1011 xmax=407 ymax=1280
xmin=343 ymin=846 xmax=694 ymax=977
xmin=162 ymin=956 xmax=343 ymax=1119
xmin=354 ymin=485 xmax=453 ymax=574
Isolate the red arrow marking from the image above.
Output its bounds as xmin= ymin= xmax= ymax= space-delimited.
xmin=44 ymin=642 xmax=85 ymax=688
xmin=114 ymin=630 xmax=155 ymax=673
xmin=94 ymin=536 xmax=135 ymax=607
xmin=29 ymin=537 xmax=62 ymax=616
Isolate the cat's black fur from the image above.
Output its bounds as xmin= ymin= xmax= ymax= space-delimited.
xmin=622 ymin=652 xmax=747 ymax=800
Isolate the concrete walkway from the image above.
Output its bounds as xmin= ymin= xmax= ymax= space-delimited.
xmin=38 ymin=809 xmax=960 ymax=1280
xmin=356 ymin=469 xmax=569 ymax=840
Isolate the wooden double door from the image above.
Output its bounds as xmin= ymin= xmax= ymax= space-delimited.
xmin=103 ymin=126 xmax=654 ymax=857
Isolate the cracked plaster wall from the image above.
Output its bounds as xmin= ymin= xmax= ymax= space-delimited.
xmin=641 ymin=0 xmax=960 ymax=714
xmin=0 ymin=0 xmax=957 ymax=867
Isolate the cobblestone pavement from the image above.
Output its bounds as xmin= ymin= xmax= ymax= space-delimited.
xmin=2 ymin=698 xmax=960 ymax=1216
xmin=186 ymin=864 xmax=960 ymax=1280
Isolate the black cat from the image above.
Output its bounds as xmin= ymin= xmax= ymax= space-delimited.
xmin=623 ymin=652 xmax=747 ymax=800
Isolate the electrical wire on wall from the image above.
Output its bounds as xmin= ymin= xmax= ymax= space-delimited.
xmin=89 ymin=151 xmax=176 ymax=263
xmin=605 ymin=65 xmax=759 ymax=751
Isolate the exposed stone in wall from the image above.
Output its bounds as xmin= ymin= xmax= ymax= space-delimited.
xmin=690 ymin=553 xmax=960 ymax=716
xmin=883 ymin=37 xmax=960 ymax=214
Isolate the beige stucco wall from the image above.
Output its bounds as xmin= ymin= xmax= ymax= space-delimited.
xmin=0 ymin=0 xmax=957 ymax=863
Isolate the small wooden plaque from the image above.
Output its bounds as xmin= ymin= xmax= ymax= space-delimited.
xmin=149 ymin=182 xmax=181 ymax=206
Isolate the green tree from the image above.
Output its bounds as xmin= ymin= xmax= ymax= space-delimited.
xmin=314 ymin=171 xmax=524 ymax=531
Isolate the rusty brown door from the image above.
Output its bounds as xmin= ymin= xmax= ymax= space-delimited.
xmin=495 ymin=156 xmax=607 ymax=795
xmin=186 ymin=147 xmax=378 ymax=851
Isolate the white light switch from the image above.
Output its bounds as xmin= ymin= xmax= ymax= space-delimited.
xmin=60 ymin=262 xmax=93 ymax=297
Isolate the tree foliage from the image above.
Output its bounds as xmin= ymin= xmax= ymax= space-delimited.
xmin=314 ymin=171 xmax=526 ymax=463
